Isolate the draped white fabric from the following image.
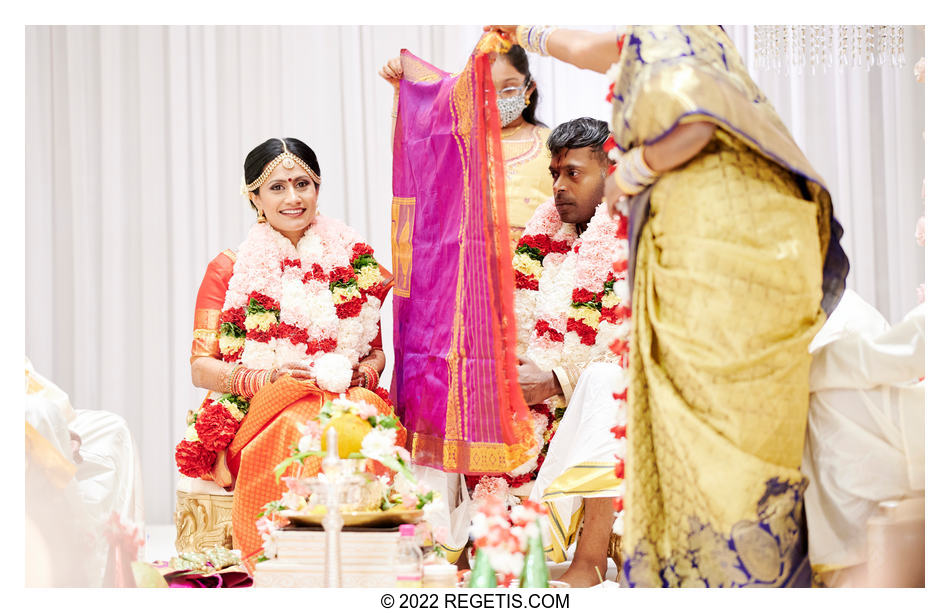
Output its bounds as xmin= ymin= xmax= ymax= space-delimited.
xmin=25 ymin=25 xmax=924 ymax=523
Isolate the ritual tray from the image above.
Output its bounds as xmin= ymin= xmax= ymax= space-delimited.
xmin=282 ymin=507 xmax=423 ymax=528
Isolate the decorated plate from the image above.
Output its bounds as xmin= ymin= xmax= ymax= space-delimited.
xmin=283 ymin=507 xmax=424 ymax=528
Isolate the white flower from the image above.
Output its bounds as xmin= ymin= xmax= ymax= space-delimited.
xmin=241 ymin=338 xmax=279 ymax=369
xmin=184 ymin=423 xmax=199 ymax=442
xmin=612 ymin=509 xmax=624 ymax=536
xmin=361 ymin=427 xmax=398 ymax=461
xmin=219 ymin=398 xmax=245 ymax=422
xmin=490 ymin=550 xmax=525 ymax=577
xmin=356 ymin=265 xmax=384 ymax=289
xmin=218 ymin=335 xmax=245 ymax=356
xmin=279 ymin=491 xmax=307 ymax=511
xmin=605 ymin=61 xmax=621 ymax=84
xmin=313 ymin=353 xmax=352 ymax=393
xmin=421 ymin=496 xmax=446 ymax=529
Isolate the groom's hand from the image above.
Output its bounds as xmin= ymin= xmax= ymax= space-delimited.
xmin=517 ymin=358 xmax=563 ymax=406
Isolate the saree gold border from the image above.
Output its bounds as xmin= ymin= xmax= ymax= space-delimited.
xmin=441 ymin=67 xmax=472 ymax=469
xmin=412 ymin=432 xmax=528 ymax=473
xmin=391 ymin=197 xmax=416 ymax=298
xmin=194 ymin=308 xmax=222 ymax=331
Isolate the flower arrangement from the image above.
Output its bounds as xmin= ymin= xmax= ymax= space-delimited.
xmin=468 ymin=493 xmax=549 ymax=586
xmin=271 ymin=395 xmax=409 ymax=481
xmin=174 ymin=394 xmax=249 ymax=477
xmin=255 ymin=396 xmax=440 ymax=561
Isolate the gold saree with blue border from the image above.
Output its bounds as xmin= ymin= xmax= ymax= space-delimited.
xmin=615 ymin=26 xmax=849 ymax=587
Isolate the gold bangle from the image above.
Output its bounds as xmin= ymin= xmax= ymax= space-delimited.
xmin=614 ymin=166 xmax=646 ymax=196
xmin=515 ymin=25 xmax=530 ymax=49
xmin=631 ymin=146 xmax=658 ymax=181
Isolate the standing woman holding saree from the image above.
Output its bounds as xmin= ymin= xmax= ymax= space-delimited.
xmin=490 ymin=25 xmax=850 ymax=587
xmin=180 ymin=137 xmax=400 ymax=568
xmin=380 ymin=44 xmax=552 ymax=250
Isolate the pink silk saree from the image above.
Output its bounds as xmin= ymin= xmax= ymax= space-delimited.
xmin=390 ymin=39 xmax=534 ymax=474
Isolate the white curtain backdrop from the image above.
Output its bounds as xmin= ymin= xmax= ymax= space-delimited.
xmin=25 ymin=25 xmax=924 ymax=524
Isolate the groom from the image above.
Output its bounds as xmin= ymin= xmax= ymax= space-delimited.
xmin=516 ymin=117 xmax=622 ymax=587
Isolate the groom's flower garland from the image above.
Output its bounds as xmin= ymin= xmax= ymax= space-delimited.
xmin=469 ymin=199 xmax=627 ymax=493
xmin=514 ymin=199 xmax=627 ymax=377
xmin=175 ymin=216 xmax=385 ymax=478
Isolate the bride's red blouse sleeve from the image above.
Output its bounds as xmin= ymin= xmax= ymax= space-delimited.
xmin=191 ymin=250 xmax=236 ymax=364
xmin=369 ymin=264 xmax=396 ymax=351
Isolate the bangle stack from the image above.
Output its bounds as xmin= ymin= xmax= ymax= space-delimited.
xmin=230 ymin=366 xmax=278 ymax=398
xmin=515 ymin=25 xmax=557 ymax=56
xmin=615 ymin=146 xmax=659 ymax=195
xmin=224 ymin=364 xmax=241 ymax=395
xmin=357 ymin=364 xmax=380 ymax=390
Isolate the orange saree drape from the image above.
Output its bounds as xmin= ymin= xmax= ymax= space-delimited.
xmin=190 ymin=250 xmax=398 ymax=571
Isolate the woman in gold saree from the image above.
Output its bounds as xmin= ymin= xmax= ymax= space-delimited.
xmin=491 ymin=25 xmax=849 ymax=587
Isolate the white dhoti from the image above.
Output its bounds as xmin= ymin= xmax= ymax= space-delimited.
xmin=528 ymin=362 xmax=623 ymax=563
xmin=804 ymin=290 xmax=925 ymax=579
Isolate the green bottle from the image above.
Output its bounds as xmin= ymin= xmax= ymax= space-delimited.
xmin=518 ymin=520 xmax=550 ymax=588
xmin=467 ymin=548 xmax=497 ymax=588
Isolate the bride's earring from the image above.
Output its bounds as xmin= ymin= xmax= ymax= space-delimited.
xmin=257 ymin=207 xmax=266 ymax=224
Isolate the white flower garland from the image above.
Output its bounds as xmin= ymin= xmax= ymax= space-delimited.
xmin=218 ymin=215 xmax=384 ymax=393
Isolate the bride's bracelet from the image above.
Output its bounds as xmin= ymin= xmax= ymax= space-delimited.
xmin=230 ymin=365 xmax=278 ymax=398
xmin=515 ymin=25 xmax=557 ymax=56
xmin=358 ymin=363 xmax=380 ymax=390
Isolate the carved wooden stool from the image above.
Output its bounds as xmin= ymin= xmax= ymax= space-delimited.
xmin=174 ymin=477 xmax=234 ymax=553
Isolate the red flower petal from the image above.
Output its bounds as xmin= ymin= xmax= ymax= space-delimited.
xmin=175 ymin=439 xmax=216 ymax=478
xmin=195 ymin=402 xmax=241 ymax=452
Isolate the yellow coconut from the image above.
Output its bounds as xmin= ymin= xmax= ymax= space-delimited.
xmin=321 ymin=413 xmax=372 ymax=458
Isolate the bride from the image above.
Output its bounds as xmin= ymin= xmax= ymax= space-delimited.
xmin=179 ymin=137 xmax=400 ymax=565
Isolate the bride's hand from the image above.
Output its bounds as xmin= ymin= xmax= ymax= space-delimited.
xmin=378 ymin=56 xmax=403 ymax=86
xmin=274 ymin=361 xmax=313 ymax=382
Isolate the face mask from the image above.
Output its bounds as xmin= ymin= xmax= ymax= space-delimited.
xmin=497 ymin=93 xmax=527 ymax=127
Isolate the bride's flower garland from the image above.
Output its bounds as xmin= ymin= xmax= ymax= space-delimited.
xmin=175 ymin=216 xmax=386 ymax=478
xmin=468 ymin=199 xmax=628 ymax=493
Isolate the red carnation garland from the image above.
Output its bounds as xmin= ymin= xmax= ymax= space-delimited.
xmin=306 ymin=336 xmax=338 ymax=355
xmin=248 ymin=291 xmax=279 ymax=312
xmin=175 ymin=439 xmax=216 ymax=478
xmin=280 ymin=258 xmax=302 ymax=271
xmin=195 ymin=403 xmax=241 ymax=452
xmin=514 ymin=270 xmax=540 ymax=291
xmin=351 ymin=242 xmax=374 ymax=258
xmin=566 ymin=318 xmax=597 ymax=346
xmin=534 ymin=319 xmax=564 ymax=342
xmin=302 ymin=263 xmax=328 ymax=284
